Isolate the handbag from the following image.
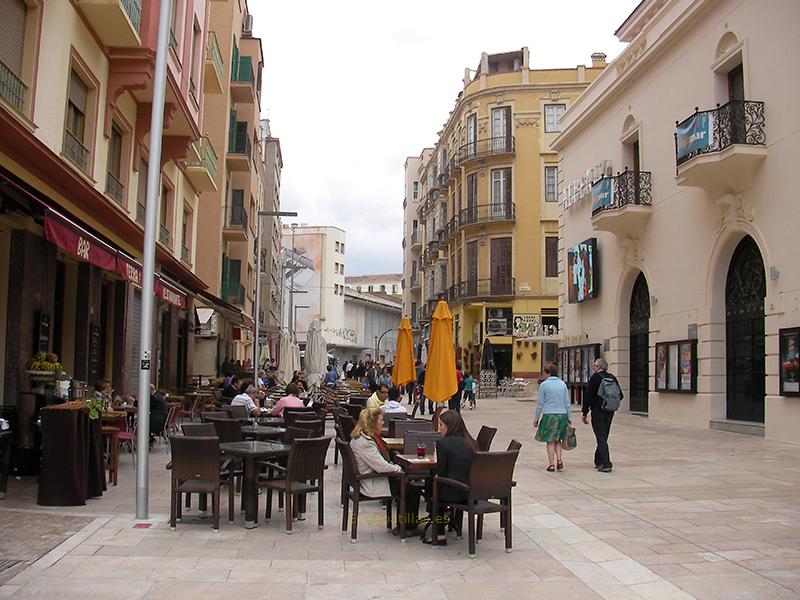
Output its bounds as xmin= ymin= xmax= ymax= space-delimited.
xmin=563 ymin=425 xmax=577 ymax=451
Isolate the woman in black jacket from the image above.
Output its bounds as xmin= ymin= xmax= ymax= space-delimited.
xmin=425 ymin=410 xmax=478 ymax=545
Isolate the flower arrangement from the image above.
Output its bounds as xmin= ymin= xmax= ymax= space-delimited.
xmin=85 ymin=396 xmax=103 ymax=420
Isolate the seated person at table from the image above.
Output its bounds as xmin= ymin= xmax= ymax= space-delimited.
xmin=381 ymin=386 xmax=407 ymax=415
xmin=350 ymin=407 xmax=421 ymax=532
xmin=231 ymin=384 xmax=262 ymax=418
xmin=324 ymin=365 xmax=338 ymax=387
xmin=149 ymin=384 xmax=169 ymax=447
xmin=271 ymin=383 xmax=305 ymax=417
xmin=366 ymin=384 xmax=390 ymax=409
xmin=425 ymin=410 xmax=478 ymax=545
xmin=93 ymin=379 xmax=113 ymax=407
xmin=221 ymin=376 xmax=239 ymax=405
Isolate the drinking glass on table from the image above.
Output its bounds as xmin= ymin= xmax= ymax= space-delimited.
xmin=416 ymin=442 xmax=426 ymax=458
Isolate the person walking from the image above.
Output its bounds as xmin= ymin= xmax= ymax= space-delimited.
xmin=583 ymin=358 xmax=621 ymax=473
xmin=415 ymin=363 xmax=427 ymax=415
xmin=533 ymin=363 xmax=571 ymax=472
xmin=462 ymin=372 xmax=476 ymax=410
xmin=448 ymin=363 xmax=464 ymax=413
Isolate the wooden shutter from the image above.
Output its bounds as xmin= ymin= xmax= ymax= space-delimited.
xmin=490 ymin=237 xmax=512 ymax=294
xmin=0 ymin=0 xmax=26 ymax=75
xmin=545 ymin=237 xmax=558 ymax=277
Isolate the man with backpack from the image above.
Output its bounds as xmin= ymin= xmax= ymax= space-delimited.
xmin=582 ymin=358 xmax=622 ymax=473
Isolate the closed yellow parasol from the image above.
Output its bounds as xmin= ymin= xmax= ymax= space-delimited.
xmin=393 ymin=316 xmax=416 ymax=387
xmin=424 ymin=300 xmax=457 ymax=404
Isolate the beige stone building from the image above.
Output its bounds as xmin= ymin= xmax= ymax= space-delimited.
xmin=555 ymin=0 xmax=800 ymax=442
xmin=402 ymin=150 xmax=431 ymax=331
xmin=345 ymin=274 xmax=403 ymax=297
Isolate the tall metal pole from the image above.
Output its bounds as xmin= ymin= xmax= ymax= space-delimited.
xmin=136 ymin=0 xmax=172 ymax=521
xmin=288 ymin=224 xmax=297 ymax=338
xmin=253 ymin=216 xmax=263 ymax=386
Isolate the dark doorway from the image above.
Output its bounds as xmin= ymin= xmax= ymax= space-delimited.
xmin=492 ymin=344 xmax=512 ymax=380
xmin=725 ymin=236 xmax=765 ymax=423
xmin=629 ymin=272 xmax=650 ymax=413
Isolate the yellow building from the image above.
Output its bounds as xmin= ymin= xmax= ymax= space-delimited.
xmin=410 ymin=48 xmax=604 ymax=379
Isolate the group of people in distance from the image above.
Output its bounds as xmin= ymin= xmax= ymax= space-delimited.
xmin=349 ymin=406 xmax=476 ymax=545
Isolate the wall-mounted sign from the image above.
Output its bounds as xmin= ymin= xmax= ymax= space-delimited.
xmin=567 ymin=238 xmax=599 ymax=303
xmin=562 ymin=159 xmax=612 ymax=210
xmin=676 ymin=112 xmax=714 ymax=159
xmin=591 ymin=177 xmax=614 ymax=212
xmin=512 ymin=314 xmax=540 ymax=338
xmin=779 ymin=328 xmax=800 ymax=396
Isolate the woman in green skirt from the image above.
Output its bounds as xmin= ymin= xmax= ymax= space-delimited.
xmin=533 ymin=363 xmax=571 ymax=471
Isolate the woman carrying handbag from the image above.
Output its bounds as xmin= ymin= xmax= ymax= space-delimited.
xmin=533 ymin=363 xmax=572 ymax=472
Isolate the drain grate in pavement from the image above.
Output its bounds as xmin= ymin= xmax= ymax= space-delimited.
xmin=0 ymin=559 xmax=22 ymax=574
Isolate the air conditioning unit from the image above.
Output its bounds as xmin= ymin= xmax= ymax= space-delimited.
xmin=242 ymin=14 xmax=253 ymax=35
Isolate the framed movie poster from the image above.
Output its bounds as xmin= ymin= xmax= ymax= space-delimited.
xmin=656 ymin=340 xmax=697 ymax=393
xmin=656 ymin=344 xmax=668 ymax=390
xmin=566 ymin=238 xmax=599 ymax=304
xmin=574 ymin=348 xmax=582 ymax=384
xmin=561 ymin=350 xmax=568 ymax=382
xmin=668 ymin=343 xmax=679 ymax=391
xmin=568 ymin=349 xmax=574 ymax=384
xmin=582 ymin=347 xmax=591 ymax=383
xmin=779 ymin=328 xmax=800 ymax=396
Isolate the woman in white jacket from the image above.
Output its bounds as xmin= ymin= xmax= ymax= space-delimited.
xmin=349 ymin=407 xmax=421 ymax=531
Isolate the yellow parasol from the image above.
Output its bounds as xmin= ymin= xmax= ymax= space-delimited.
xmin=393 ymin=316 xmax=416 ymax=387
xmin=424 ymin=300 xmax=458 ymax=404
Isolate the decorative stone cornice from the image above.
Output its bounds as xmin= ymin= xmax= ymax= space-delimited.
xmin=616 ymin=36 xmax=648 ymax=76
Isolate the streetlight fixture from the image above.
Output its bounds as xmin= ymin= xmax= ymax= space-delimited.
xmin=253 ymin=210 xmax=296 ymax=387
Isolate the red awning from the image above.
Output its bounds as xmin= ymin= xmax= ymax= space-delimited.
xmin=116 ymin=253 xmax=143 ymax=287
xmin=155 ymin=277 xmax=187 ymax=310
xmin=44 ymin=212 xmax=116 ymax=271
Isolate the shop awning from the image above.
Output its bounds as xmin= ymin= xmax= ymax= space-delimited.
xmin=197 ymin=290 xmax=254 ymax=331
xmin=44 ymin=212 xmax=116 ymax=271
xmin=115 ymin=252 xmax=187 ymax=309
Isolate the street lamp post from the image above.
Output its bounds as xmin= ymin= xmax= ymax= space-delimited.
xmin=253 ymin=210 xmax=296 ymax=387
xmin=288 ymin=223 xmax=298 ymax=338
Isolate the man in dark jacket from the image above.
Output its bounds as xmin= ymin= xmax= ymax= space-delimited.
xmin=149 ymin=384 xmax=169 ymax=446
xmin=582 ymin=358 xmax=620 ymax=472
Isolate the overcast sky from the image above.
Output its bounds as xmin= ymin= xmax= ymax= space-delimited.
xmin=249 ymin=0 xmax=641 ymax=275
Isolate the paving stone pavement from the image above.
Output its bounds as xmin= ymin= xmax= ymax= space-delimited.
xmin=1 ymin=396 xmax=799 ymax=599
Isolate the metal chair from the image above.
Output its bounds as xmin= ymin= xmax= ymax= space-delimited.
xmin=432 ymin=449 xmax=519 ymax=557
xmin=259 ymin=437 xmax=332 ymax=533
xmin=336 ymin=439 xmax=406 ymax=543
xmin=476 ymin=426 xmax=498 ymax=451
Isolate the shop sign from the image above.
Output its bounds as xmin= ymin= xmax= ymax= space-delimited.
xmin=591 ymin=177 xmax=614 ymax=212
xmin=512 ymin=314 xmax=541 ymax=338
xmin=676 ymin=112 xmax=714 ymax=159
xmin=155 ymin=278 xmax=186 ymax=310
xmin=116 ymin=254 xmax=143 ymax=287
xmin=44 ymin=213 xmax=116 ymax=271
xmin=562 ymin=159 xmax=612 ymax=210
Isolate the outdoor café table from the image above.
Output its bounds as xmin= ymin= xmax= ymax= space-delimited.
xmin=219 ymin=441 xmax=291 ymax=528
xmin=383 ymin=437 xmax=404 ymax=451
xmin=257 ymin=416 xmax=284 ymax=426
xmin=394 ymin=454 xmax=437 ymax=472
xmin=241 ymin=425 xmax=286 ymax=441
xmin=0 ymin=430 xmax=11 ymax=499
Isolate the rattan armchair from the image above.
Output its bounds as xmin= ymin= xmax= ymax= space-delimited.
xmin=432 ymin=449 xmax=519 ymax=557
xmin=168 ymin=436 xmax=227 ymax=531
xmin=476 ymin=426 xmax=498 ymax=451
xmin=336 ymin=439 xmax=407 ymax=543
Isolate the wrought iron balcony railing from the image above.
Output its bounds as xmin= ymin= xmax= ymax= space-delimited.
xmin=105 ymin=172 xmax=124 ymax=205
xmin=450 ymin=278 xmax=515 ymax=301
xmin=121 ymin=0 xmax=142 ymax=33
xmin=675 ymin=100 xmax=765 ymax=168
xmin=457 ymin=136 xmax=515 ymax=164
xmin=136 ymin=202 xmax=145 ymax=225
xmin=181 ymin=246 xmax=191 ymax=265
xmin=63 ymin=129 xmax=89 ymax=172
xmin=224 ymin=204 xmax=248 ymax=230
xmin=457 ymin=202 xmax=515 ymax=229
xmin=187 ymin=135 xmax=219 ymax=181
xmin=591 ymin=170 xmax=652 ymax=217
xmin=159 ymin=225 xmax=173 ymax=248
xmin=410 ymin=230 xmax=420 ymax=245
xmin=410 ymin=273 xmax=419 ymax=288
xmin=0 ymin=60 xmax=27 ymax=112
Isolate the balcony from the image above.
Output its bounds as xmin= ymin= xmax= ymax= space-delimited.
xmin=77 ymin=0 xmax=141 ymax=48
xmin=437 ymin=169 xmax=449 ymax=192
xmin=226 ymin=128 xmax=252 ymax=171
xmin=204 ymin=32 xmax=224 ymax=94
xmin=457 ymin=136 xmax=515 ymax=166
xmin=450 ymin=278 xmax=516 ymax=302
xmin=136 ymin=203 xmax=145 ymax=225
xmin=105 ymin=172 xmax=125 ymax=205
xmin=63 ymin=129 xmax=90 ymax=173
xmin=222 ymin=205 xmax=248 ymax=242
xmin=591 ymin=170 xmax=652 ymax=239
xmin=231 ymin=56 xmax=256 ymax=104
xmin=457 ymin=202 xmax=515 ymax=232
xmin=186 ymin=135 xmax=219 ymax=191
xmin=181 ymin=246 xmax=192 ymax=267
xmin=222 ymin=280 xmax=245 ymax=306
xmin=409 ymin=273 xmax=420 ymax=290
xmin=0 ymin=61 xmax=27 ymax=113
xmin=158 ymin=225 xmax=173 ymax=249
xmin=447 ymin=155 xmax=460 ymax=182
xmin=675 ymin=100 xmax=766 ymax=194
xmin=410 ymin=230 xmax=421 ymax=249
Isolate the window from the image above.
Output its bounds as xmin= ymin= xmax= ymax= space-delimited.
xmin=368 ymin=285 xmax=373 ymax=292
xmin=491 ymin=168 xmax=512 ymax=218
xmin=106 ymin=124 xmax=124 ymax=203
xmin=159 ymin=183 xmax=173 ymax=248
xmin=545 ymin=166 xmax=558 ymax=202
xmin=0 ymin=0 xmax=28 ymax=111
xmin=340 ymin=243 xmax=345 ymax=254
xmin=380 ymin=285 xmax=386 ymax=293
xmin=64 ymin=70 xmax=89 ymax=171
xmin=392 ymin=284 xmax=397 ymax=294
xmin=356 ymin=286 xmax=361 ymax=293
xmin=545 ymin=236 xmax=558 ymax=278
xmin=412 ymin=181 xmax=419 ymax=200
xmin=545 ymin=104 xmax=566 ymax=133
xmin=182 ymin=208 xmax=191 ymax=249
xmin=136 ymin=158 xmax=147 ymax=224
xmin=189 ymin=22 xmax=200 ymax=96
xmin=411 ymin=302 xmax=417 ymax=319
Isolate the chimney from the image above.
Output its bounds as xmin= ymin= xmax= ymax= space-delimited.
xmin=591 ymin=52 xmax=607 ymax=68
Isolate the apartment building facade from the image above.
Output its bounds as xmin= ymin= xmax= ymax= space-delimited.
xmin=0 ymin=0 xmax=215 ymax=401
xmin=555 ymin=0 xmax=800 ymax=443
xmin=259 ymin=118 xmax=283 ymax=340
xmin=345 ymin=274 xmax=403 ymax=297
xmin=408 ymin=49 xmax=603 ymax=379
xmin=402 ymin=150 xmax=430 ymax=332
xmin=193 ymin=0 xmax=264 ymax=374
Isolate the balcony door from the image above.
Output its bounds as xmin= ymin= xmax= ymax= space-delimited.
xmin=727 ymin=64 xmax=746 ymax=144
xmin=466 ymin=114 xmax=477 ymax=157
xmin=466 ymin=173 xmax=477 ymax=224
xmin=629 ymin=272 xmax=650 ymax=413
xmin=490 ymin=237 xmax=512 ymax=295
xmin=491 ymin=168 xmax=511 ymax=219
xmin=466 ymin=241 xmax=478 ymax=297
xmin=491 ymin=106 xmax=511 ymax=152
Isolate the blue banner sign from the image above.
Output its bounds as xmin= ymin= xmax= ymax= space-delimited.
xmin=591 ymin=178 xmax=613 ymax=212
xmin=676 ymin=112 xmax=714 ymax=159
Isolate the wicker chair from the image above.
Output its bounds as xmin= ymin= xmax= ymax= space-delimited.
xmin=336 ymin=439 xmax=407 ymax=543
xmin=339 ymin=415 xmax=356 ymax=439
xmin=200 ymin=411 xmax=228 ymax=422
xmin=168 ymin=436 xmax=226 ymax=531
xmin=179 ymin=422 xmax=237 ymax=517
xmin=402 ymin=430 xmax=442 ymax=455
xmin=341 ymin=404 xmax=363 ymax=421
xmin=391 ymin=419 xmax=433 ymax=438
xmin=225 ymin=405 xmax=250 ymax=421
xmin=432 ymin=449 xmax=519 ymax=557
xmin=476 ymin=426 xmax=498 ymax=451
xmin=259 ymin=436 xmax=332 ymax=533
xmin=290 ymin=416 xmax=325 ymax=437
xmin=208 ymin=418 xmax=244 ymax=444
xmin=506 ymin=439 xmax=522 ymax=452
xmin=181 ymin=423 xmax=216 ymax=436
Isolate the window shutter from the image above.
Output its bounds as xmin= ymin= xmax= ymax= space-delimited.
xmin=0 ymin=0 xmax=26 ymax=76
xmin=68 ymin=70 xmax=88 ymax=112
